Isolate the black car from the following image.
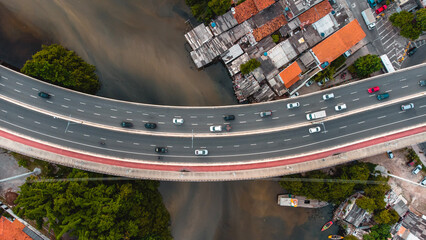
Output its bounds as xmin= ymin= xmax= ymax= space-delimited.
xmin=407 ymin=47 xmax=417 ymax=57
xmin=38 ymin=91 xmax=51 ymax=99
xmin=155 ymin=147 xmax=168 ymax=153
xmin=145 ymin=122 xmax=157 ymax=129
xmin=223 ymin=115 xmax=235 ymax=121
xmin=121 ymin=121 xmax=133 ymax=128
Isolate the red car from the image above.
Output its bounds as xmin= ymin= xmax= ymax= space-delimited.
xmin=376 ymin=5 xmax=387 ymax=14
xmin=368 ymin=86 xmax=380 ymax=93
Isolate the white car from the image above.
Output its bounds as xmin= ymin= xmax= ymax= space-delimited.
xmin=309 ymin=126 xmax=321 ymax=134
xmin=420 ymin=177 xmax=426 ymax=186
xmin=400 ymin=103 xmax=414 ymax=111
xmin=287 ymin=102 xmax=300 ymax=109
xmin=172 ymin=118 xmax=184 ymax=125
xmin=259 ymin=111 xmax=272 ymax=117
xmin=322 ymin=93 xmax=335 ymax=100
xmin=335 ymin=103 xmax=347 ymax=111
xmin=412 ymin=165 xmax=422 ymax=175
xmin=305 ymin=80 xmax=314 ymax=87
xmin=210 ymin=125 xmax=222 ymax=132
xmin=195 ymin=149 xmax=208 ymax=156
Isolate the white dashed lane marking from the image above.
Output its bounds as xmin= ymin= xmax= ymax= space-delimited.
xmin=61 ymin=105 xmax=69 ymax=108
xmin=14 ymin=89 xmax=21 ymax=93
xmin=377 ymin=115 xmax=386 ymax=119
xmin=16 ymin=82 xmax=23 ymax=86
xmin=79 ymin=102 xmax=86 ymax=105
xmin=34 ymin=121 xmax=40 ymax=124
xmin=358 ymin=121 xmax=365 ymax=124
xmin=1 ymin=76 xmax=8 ymax=79
xmin=64 ymin=98 xmax=71 ymax=101
xmin=352 ymin=98 xmax=359 ymax=102
xmin=18 ymin=115 xmax=24 ymax=119
xmin=95 ymin=105 xmax=102 ymax=108
xmin=239 ymin=121 xmax=247 ymax=124
xmin=401 ymin=85 xmax=408 ymax=89
xmin=284 ymin=139 xmax=292 ymax=141
xmin=77 ymin=109 xmax=84 ymax=112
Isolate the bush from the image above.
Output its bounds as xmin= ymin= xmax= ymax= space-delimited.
xmin=240 ymin=59 xmax=261 ymax=75
xmin=330 ymin=55 xmax=346 ymax=69
xmin=271 ymin=34 xmax=280 ymax=43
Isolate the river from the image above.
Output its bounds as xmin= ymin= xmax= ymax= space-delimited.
xmin=0 ymin=1 xmax=338 ymax=239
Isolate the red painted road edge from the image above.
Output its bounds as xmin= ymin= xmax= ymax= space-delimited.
xmin=1 ymin=127 xmax=425 ymax=172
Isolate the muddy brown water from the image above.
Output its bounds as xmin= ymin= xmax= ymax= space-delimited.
xmin=0 ymin=1 xmax=337 ymax=239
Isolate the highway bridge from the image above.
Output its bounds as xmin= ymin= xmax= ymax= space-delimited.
xmin=0 ymin=64 xmax=424 ymax=181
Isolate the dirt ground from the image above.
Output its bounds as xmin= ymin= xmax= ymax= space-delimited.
xmin=360 ymin=148 xmax=426 ymax=215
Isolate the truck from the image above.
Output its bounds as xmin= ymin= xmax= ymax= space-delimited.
xmin=361 ymin=8 xmax=376 ymax=30
xmin=306 ymin=110 xmax=326 ymax=121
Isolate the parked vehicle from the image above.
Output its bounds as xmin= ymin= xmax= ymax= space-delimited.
xmin=305 ymin=80 xmax=314 ymax=87
xmin=38 ymin=91 xmax=51 ymax=99
xmin=376 ymin=93 xmax=389 ymax=100
xmin=144 ymin=122 xmax=157 ymax=129
xmin=335 ymin=103 xmax=347 ymax=111
xmin=419 ymin=80 xmax=426 ymax=87
xmin=361 ymin=8 xmax=376 ymax=30
xmin=412 ymin=165 xmax=422 ymax=175
xmin=317 ymin=77 xmax=330 ymax=87
xmin=400 ymin=103 xmax=414 ymax=111
xmin=375 ymin=5 xmax=387 ymax=14
xmin=210 ymin=125 xmax=222 ymax=132
xmin=287 ymin=102 xmax=300 ymax=109
xmin=172 ymin=118 xmax=184 ymax=125
xmin=309 ymin=126 xmax=321 ymax=134
xmin=121 ymin=121 xmax=133 ymax=128
xmin=260 ymin=111 xmax=272 ymax=117
xmin=290 ymin=92 xmax=300 ymax=98
xmin=367 ymin=86 xmax=380 ymax=93
xmin=420 ymin=177 xmax=426 ymax=186
xmin=387 ymin=151 xmax=394 ymax=159
xmin=407 ymin=47 xmax=417 ymax=57
xmin=367 ymin=0 xmax=376 ymax=8
xmin=195 ymin=149 xmax=208 ymax=156
xmin=155 ymin=147 xmax=168 ymax=153
xmin=408 ymin=161 xmax=415 ymax=167
xmin=322 ymin=93 xmax=335 ymax=100
xmin=306 ymin=110 xmax=326 ymax=120
xmin=224 ymin=115 xmax=235 ymax=121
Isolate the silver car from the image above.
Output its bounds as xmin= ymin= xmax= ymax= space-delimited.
xmin=309 ymin=126 xmax=321 ymax=134
xmin=210 ymin=126 xmax=222 ymax=132
xmin=400 ymin=103 xmax=414 ymax=111
xmin=259 ymin=111 xmax=272 ymax=117
xmin=412 ymin=165 xmax=422 ymax=175
xmin=322 ymin=93 xmax=335 ymax=100
xmin=195 ymin=149 xmax=208 ymax=156
xmin=335 ymin=103 xmax=347 ymax=111
xmin=172 ymin=118 xmax=184 ymax=125
xmin=287 ymin=102 xmax=300 ymax=109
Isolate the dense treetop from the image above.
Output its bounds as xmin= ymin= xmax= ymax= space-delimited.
xmin=21 ymin=44 xmax=100 ymax=94
xmin=15 ymin=169 xmax=172 ymax=240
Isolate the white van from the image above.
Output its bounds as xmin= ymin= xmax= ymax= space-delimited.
xmin=306 ymin=110 xmax=326 ymax=120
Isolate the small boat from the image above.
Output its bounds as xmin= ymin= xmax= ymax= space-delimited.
xmin=328 ymin=235 xmax=343 ymax=239
xmin=321 ymin=221 xmax=333 ymax=231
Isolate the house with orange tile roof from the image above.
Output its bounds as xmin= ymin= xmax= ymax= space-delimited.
xmin=0 ymin=216 xmax=48 ymax=240
xmin=298 ymin=0 xmax=333 ymax=27
xmin=233 ymin=0 xmax=275 ymax=24
xmin=312 ymin=19 xmax=366 ymax=65
xmin=277 ymin=62 xmax=302 ymax=88
xmin=252 ymin=15 xmax=287 ymax=42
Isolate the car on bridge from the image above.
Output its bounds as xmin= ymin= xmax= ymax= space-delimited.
xmin=121 ymin=121 xmax=133 ymax=128
xmin=335 ymin=103 xmax=347 ymax=111
xmin=155 ymin=147 xmax=168 ymax=153
xmin=210 ymin=126 xmax=222 ymax=132
xmin=368 ymin=86 xmax=380 ymax=93
xmin=376 ymin=93 xmax=389 ymax=100
xmin=309 ymin=126 xmax=321 ymax=134
xmin=322 ymin=93 xmax=334 ymax=100
xmin=401 ymin=103 xmax=414 ymax=111
xmin=419 ymin=80 xmax=426 ymax=87
xmin=259 ymin=111 xmax=272 ymax=117
xmin=287 ymin=102 xmax=300 ymax=109
xmin=38 ymin=91 xmax=51 ymax=99
xmin=172 ymin=118 xmax=184 ymax=125
xmin=195 ymin=149 xmax=208 ymax=156
xmin=223 ymin=115 xmax=235 ymax=121
xmin=145 ymin=122 xmax=157 ymax=129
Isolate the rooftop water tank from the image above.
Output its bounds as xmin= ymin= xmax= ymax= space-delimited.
xmin=211 ymin=22 xmax=216 ymax=27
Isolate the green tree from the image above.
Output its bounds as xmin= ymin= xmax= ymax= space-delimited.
xmin=353 ymin=54 xmax=382 ymax=78
xmin=389 ymin=11 xmax=421 ymax=40
xmin=208 ymin=0 xmax=231 ymax=16
xmin=363 ymin=224 xmax=391 ymax=240
xmin=356 ymin=197 xmax=376 ymax=212
xmin=374 ymin=209 xmax=400 ymax=224
xmin=271 ymin=34 xmax=280 ymax=43
xmin=21 ymin=44 xmax=100 ymax=94
xmin=344 ymin=235 xmax=358 ymax=240
xmin=417 ymin=8 xmax=426 ymax=31
xmin=15 ymin=169 xmax=172 ymax=240
xmin=240 ymin=58 xmax=261 ymax=74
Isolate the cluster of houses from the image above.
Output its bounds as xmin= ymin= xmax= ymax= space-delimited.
xmin=333 ymin=191 xmax=426 ymax=240
xmin=184 ymin=0 xmax=366 ymax=103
